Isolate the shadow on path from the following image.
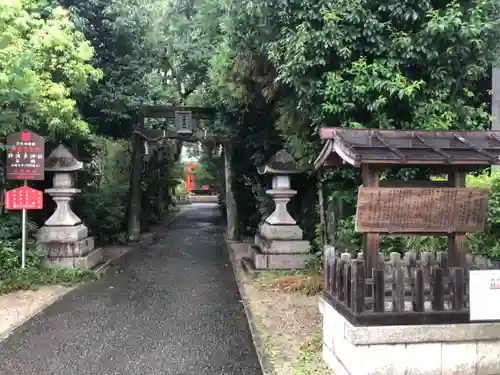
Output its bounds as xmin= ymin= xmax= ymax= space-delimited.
xmin=0 ymin=204 xmax=262 ymax=375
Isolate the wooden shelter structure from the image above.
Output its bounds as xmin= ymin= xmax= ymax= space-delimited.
xmin=315 ymin=128 xmax=500 ymax=326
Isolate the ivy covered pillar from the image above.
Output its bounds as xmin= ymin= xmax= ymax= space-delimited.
xmin=224 ymin=143 xmax=239 ymax=241
xmin=127 ymin=112 xmax=145 ymax=242
xmin=493 ymin=67 xmax=500 ymax=172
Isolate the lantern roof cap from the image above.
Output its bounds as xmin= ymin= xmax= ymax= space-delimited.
xmin=257 ymin=149 xmax=304 ymax=175
xmin=45 ymin=144 xmax=83 ymax=172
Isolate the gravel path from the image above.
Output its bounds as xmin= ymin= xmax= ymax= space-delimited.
xmin=0 ymin=204 xmax=261 ymax=375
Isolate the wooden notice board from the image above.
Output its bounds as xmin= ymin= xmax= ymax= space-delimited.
xmin=355 ymin=187 xmax=488 ymax=234
xmin=5 ymin=130 xmax=45 ymax=180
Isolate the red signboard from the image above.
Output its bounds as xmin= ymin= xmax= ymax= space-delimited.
xmin=6 ymin=130 xmax=45 ymax=181
xmin=4 ymin=186 xmax=44 ymax=210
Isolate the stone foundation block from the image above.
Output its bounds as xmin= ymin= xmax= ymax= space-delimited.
xmin=42 ymin=247 xmax=103 ymax=269
xmin=320 ymin=298 xmax=500 ymax=375
xmin=250 ymin=245 xmax=309 ymax=269
xmin=254 ymin=234 xmax=309 ymax=254
xmin=37 ymin=224 xmax=88 ymax=243
xmin=259 ymin=222 xmax=303 ymax=240
xmin=37 ymin=237 xmax=95 ymax=258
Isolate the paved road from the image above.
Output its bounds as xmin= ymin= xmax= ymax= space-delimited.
xmin=0 ymin=204 xmax=262 ymax=375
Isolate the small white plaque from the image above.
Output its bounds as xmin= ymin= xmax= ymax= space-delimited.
xmin=469 ymin=270 xmax=500 ymax=321
xmin=272 ymin=175 xmax=290 ymax=189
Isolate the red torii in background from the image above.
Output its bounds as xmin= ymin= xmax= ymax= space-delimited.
xmin=185 ymin=163 xmax=197 ymax=194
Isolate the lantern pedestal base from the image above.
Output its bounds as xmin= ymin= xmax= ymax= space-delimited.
xmin=242 ymin=224 xmax=310 ymax=271
xmin=254 ymin=233 xmax=309 ymax=254
xmin=38 ymin=236 xmax=95 ymax=258
xmin=41 ymin=247 xmax=103 ymax=269
xmin=243 ymin=245 xmax=309 ymax=270
xmin=36 ymin=224 xmax=102 ymax=270
xmin=37 ymin=224 xmax=88 ymax=243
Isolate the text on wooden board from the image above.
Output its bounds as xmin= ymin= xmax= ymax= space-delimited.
xmin=5 ymin=131 xmax=45 ymax=181
xmin=355 ymin=187 xmax=488 ymax=233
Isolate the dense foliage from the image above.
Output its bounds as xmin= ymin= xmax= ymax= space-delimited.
xmin=0 ymin=0 xmax=185 ymax=290
xmin=2 ymin=0 xmax=500 ymax=291
xmin=204 ymin=0 xmax=500 ymax=254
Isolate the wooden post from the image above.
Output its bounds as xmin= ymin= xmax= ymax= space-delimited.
xmin=452 ymin=268 xmax=465 ymax=309
xmin=432 ymin=267 xmax=445 ymax=311
xmin=361 ymin=165 xmax=380 ymax=275
xmin=224 ymin=143 xmax=239 ymax=241
xmin=127 ymin=114 xmax=145 ymax=242
xmin=413 ymin=268 xmax=425 ymax=312
xmin=373 ymin=268 xmax=385 ymax=312
xmin=344 ymin=262 xmax=352 ymax=307
xmin=351 ymin=260 xmax=365 ymax=314
xmin=337 ymin=258 xmax=346 ymax=301
xmin=447 ymin=171 xmax=466 ymax=267
xmin=154 ymin=147 xmax=165 ymax=217
xmin=317 ymin=177 xmax=326 ymax=246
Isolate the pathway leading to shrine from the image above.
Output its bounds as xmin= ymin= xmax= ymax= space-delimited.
xmin=0 ymin=204 xmax=262 ymax=375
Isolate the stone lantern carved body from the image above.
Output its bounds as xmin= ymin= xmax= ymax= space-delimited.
xmin=36 ymin=145 xmax=102 ymax=269
xmin=242 ymin=150 xmax=310 ymax=271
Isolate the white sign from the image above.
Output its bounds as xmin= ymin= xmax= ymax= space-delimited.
xmin=469 ymin=270 xmax=500 ymax=321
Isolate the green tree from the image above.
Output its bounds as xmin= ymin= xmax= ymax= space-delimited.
xmin=0 ymin=0 xmax=101 ymax=218
xmin=201 ymin=0 xmax=500 ymax=238
xmin=269 ymin=0 xmax=500 ymax=156
xmin=0 ymin=0 xmax=101 ymax=139
xmin=57 ymin=0 xmax=225 ymax=240
xmin=0 ymin=0 xmax=102 ymax=286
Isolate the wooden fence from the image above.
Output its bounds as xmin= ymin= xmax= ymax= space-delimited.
xmin=323 ymin=250 xmax=499 ymax=326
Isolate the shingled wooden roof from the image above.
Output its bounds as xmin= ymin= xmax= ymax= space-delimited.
xmin=314 ymin=128 xmax=500 ymax=169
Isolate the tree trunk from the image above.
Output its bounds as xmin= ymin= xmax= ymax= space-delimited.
xmin=127 ymin=117 xmax=145 ymax=242
xmin=224 ymin=143 xmax=239 ymax=241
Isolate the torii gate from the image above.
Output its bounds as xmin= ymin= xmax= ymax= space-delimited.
xmin=185 ymin=163 xmax=196 ymax=194
xmin=127 ymin=105 xmax=238 ymax=242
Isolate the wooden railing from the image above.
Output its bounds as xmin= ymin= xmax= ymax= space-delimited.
xmin=323 ymin=249 xmax=499 ymax=326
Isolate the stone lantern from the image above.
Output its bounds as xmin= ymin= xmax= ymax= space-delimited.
xmin=36 ymin=145 xmax=102 ymax=269
xmin=242 ymin=149 xmax=310 ymax=271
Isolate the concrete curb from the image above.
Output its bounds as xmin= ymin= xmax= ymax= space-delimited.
xmin=0 ymin=286 xmax=76 ymax=342
xmin=225 ymin=236 xmax=275 ymax=375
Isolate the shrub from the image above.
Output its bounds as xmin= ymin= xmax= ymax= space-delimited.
xmin=77 ymin=184 xmax=128 ymax=245
xmin=0 ymin=214 xmax=39 ymax=274
xmin=0 ymin=267 xmax=97 ymax=295
xmin=0 ymin=214 xmax=97 ymax=294
xmin=75 ymin=136 xmax=130 ymax=245
xmin=467 ymin=170 xmax=500 ymax=260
